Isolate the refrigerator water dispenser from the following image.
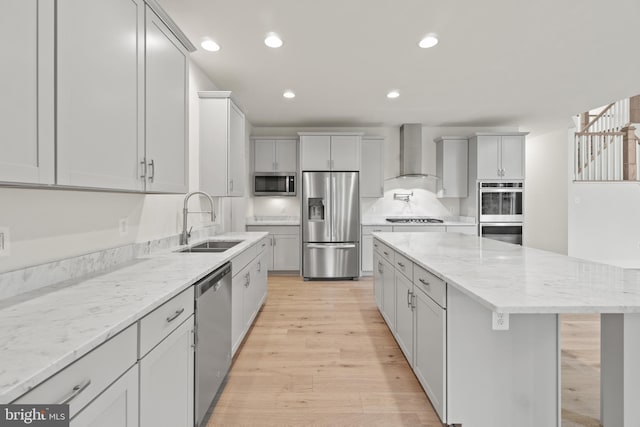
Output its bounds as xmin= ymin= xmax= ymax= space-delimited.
xmin=308 ymin=198 xmax=325 ymax=221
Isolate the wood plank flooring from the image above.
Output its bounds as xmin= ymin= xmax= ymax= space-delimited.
xmin=208 ymin=276 xmax=601 ymax=427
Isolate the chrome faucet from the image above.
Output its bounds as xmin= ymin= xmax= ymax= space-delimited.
xmin=181 ymin=191 xmax=216 ymax=245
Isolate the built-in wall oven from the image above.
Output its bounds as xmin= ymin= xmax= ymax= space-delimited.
xmin=479 ymin=182 xmax=523 ymax=245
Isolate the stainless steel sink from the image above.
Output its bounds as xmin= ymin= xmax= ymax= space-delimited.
xmin=178 ymin=240 xmax=242 ymax=253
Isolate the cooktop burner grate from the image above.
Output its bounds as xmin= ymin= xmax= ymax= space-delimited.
xmin=385 ymin=217 xmax=444 ymax=224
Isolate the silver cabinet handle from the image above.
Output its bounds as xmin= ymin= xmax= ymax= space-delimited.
xmin=377 ymin=261 xmax=383 ymax=273
xmin=229 ymin=180 xmax=234 ymax=192
xmin=261 ymin=242 xmax=266 ymax=248
xmin=407 ymin=290 xmax=413 ymax=308
xmin=383 ymin=251 xmax=389 ymax=256
xmin=140 ymin=159 xmax=147 ymax=179
xmin=166 ymin=308 xmax=185 ymax=323
xmin=412 ymin=293 xmax=416 ymax=310
xmin=148 ymin=159 xmax=155 ymax=183
xmin=257 ymin=261 xmax=261 ymax=272
xmin=57 ymin=379 xmax=91 ymax=405
xmin=419 ymin=278 xmax=430 ymax=287
xmin=373 ymin=243 xmax=378 ymax=248
xmin=244 ymin=272 xmax=250 ymax=287
xmin=397 ymin=261 xmax=405 ymax=268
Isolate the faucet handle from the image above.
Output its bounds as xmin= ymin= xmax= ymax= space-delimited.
xmin=188 ymin=226 xmax=193 ymax=237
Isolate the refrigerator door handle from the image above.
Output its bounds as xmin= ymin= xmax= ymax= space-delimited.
xmin=307 ymin=243 xmax=356 ymax=249
xmin=331 ymin=175 xmax=337 ymax=240
xmin=325 ymin=176 xmax=331 ymax=240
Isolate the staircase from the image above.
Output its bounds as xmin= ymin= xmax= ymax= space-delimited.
xmin=574 ymin=96 xmax=640 ymax=181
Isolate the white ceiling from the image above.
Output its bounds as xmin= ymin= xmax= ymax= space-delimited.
xmin=158 ymin=0 xmax=640 ymax=129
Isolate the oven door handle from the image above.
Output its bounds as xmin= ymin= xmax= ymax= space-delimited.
xmin=480 ymin=188 xmax=523 ymax=194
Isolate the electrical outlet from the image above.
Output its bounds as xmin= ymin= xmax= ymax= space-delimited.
xmin=492 ymin=312 xmax=509 ymax=331
xmin=0 ymin=227 xmax=10 ymax=257
xmin=119 ymin=218 xmax=128 ymax=236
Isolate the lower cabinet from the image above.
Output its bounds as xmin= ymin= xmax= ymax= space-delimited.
xmin=246 ymin=225 xmax=300 ymax=272
xmin=394 ymin=272 xmax=414 ymax=365
xmin=70 ymin=366 xmax=139 ymax=427
xmin=413 ymin=286 xmax=446 ymax=421
xmin=380 ymin=257 xmax=395 ymax=331
xmin=373 ymin=252 xmax=383 ymax=310
xmin=139 ymin=316 xmax=194 ymax=427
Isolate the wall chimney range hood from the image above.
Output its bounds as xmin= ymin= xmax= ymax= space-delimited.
xmin=390 ymin=124 xmax=439 ymax=181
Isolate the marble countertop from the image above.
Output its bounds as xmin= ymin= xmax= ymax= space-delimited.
xmin=373 ymin=232 xmax=640 ymax=314
xmin=246 ymin=216 xmax=300 ymax=226
xmin=0 ymin=232 xmax=267 ymax=403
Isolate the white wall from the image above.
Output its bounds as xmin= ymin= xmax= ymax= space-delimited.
xmin=523 ymin=128 xmax=569 ymax=254
xmin=0 ymin=61 xmax=221 ymax=273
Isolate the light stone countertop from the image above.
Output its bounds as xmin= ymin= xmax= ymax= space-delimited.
xmin=245 ymin=216 xmax=300 ymax=226
xmin=373 ymin=232 xmax=640 ymax=314
xmin=362 ymin=218 xmax=477 ymax=227
xmin=0 ymin=232 xmax=267 ymax=403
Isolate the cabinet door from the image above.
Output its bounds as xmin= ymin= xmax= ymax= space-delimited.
xmin=275 ymin=139 xmax=298 ymax=172
xmin=373 ymin=252 xmax=383 ymax=310
xmin=300 ymin=135 xmax=331 ymax=171
xmin=0 ymin=0 xmax=54 ymax=185
xmin=255 ymin=252 xmax=269 ymax=307
xmin=381 ymin=258 xmax=395 ymax=330
xmin=394 ymin=272 xmax=414 ymax=365
xmin=228 ymin=101 xmax=246 ymax=196
xmin=139 ymin=316 xmax=194 ymax=427
xmin=414 ymin=287 xmax=446 ymax=422
xmin=199 ymin=97 xmax=229 ymax=197
xmin=254 ymin=140 xmax=276 ymax=172
xmin=70 ymin=365 xmax=139 ymax=427
xmin=437 ymin=139 xmax=468 ymax=198
xmin=145 ymin=6 xmax=188 ymax=193
xmin=57 ymin=0 xmax=143 ymax=191
xmin=331 ymin=136 xmax=360 ymax=170
xmin=231 ymin=265 xmax=249 ymax=355
xmin=476 ymin=135 xmax=501 ymax=180
xmin=273 ymin=234 xmax=300 ymax=271
xmin=265 ymin=235 xmax=275 ymax=271
xmin=500 ymin=135 xmax=525 ymax=179
xmin=360 ymin=138 xmax=384 ymax=197
xmin=361 ymin=235 xmax=373 ymax=272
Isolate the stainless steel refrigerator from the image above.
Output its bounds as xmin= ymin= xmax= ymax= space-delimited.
xmin=302 ymin=171 xmax=359 ymax=279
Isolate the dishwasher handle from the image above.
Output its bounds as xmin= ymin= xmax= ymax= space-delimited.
xmin=197 ymin=263 xmax=231 ymax=297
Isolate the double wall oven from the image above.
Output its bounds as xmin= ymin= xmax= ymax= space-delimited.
xmin=478 ymin=182 xmax=523 ymax=245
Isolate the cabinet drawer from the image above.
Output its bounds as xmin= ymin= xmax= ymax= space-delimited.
xmin=414 ymin=265 xmax=446 ymax=308
xmin=231 ymin=245 xmax=257 ymax=276
xmin=14 ymin=324 xmax=137 ymax=418
xmin=256 ymin=236 xmax=270 ymax=254
xmin=362 ymin=225 xmax=392 ymax=235
xmin=139 ymin=287 xmax=194 ymax=357
xmin=373 ymin=239 xmax=394 ymax=264
xmin=394 ymin=251 xmax=413 ymax=280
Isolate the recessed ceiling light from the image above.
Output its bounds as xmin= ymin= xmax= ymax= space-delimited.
xmin=387 ymin=90 xmax=400 ymax=99
xmin=264 ymin=33 xmax=284 ymax=48
xmin=283 ymin=90 xmax=295 ymax=99
xmin=418 ymin=34 xmax=439 ymax=49
xmin=201 ymin=39 xmax=220 ymax=52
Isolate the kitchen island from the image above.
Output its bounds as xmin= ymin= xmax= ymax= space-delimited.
xmin=372 ymin=231 xmax=640 ymax=427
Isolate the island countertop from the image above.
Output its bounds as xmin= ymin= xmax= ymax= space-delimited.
xmin=372 ymin=232 xmax=640 ymax=314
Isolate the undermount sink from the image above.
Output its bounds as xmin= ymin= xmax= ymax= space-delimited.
xmin=178 ymin=240 xmax=242 ymax=253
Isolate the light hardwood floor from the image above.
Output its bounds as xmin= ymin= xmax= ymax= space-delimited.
xmin=208 ymin=276 xmax=601 ymax=427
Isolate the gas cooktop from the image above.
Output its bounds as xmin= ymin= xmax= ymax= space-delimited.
xmin=385 ymin=217 xmax=444 ymax=224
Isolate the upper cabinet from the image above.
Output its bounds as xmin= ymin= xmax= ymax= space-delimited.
xmin=56 ymin=0 xmax=145 ymax=191
xmin=2 ymin=0 xmax=192 ymax=192
xmin=360 ymin=137 xmax=384 ymax=198
xmin=434 ymin=137 xmax=468 ymax=198
xmin=144 ymin=5 xmax=188 ymax=193
xmin=0 ymin=0 xmax=54 ymax=185
xmin=472 ymin=133 xmax=528 ymax=180
xmin=199 ymin=92 xmax=246 ymax=197
xmin=253 ymin=138 xmax=298 ymax=173
xmin=299 ymin=133 xmax=362 ymax=171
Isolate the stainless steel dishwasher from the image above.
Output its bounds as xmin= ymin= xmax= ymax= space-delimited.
xmin=195 ymin=262 xmax=232 ymax=427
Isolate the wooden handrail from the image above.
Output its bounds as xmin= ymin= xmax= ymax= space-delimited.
xmin=575 ymin=131 xmax=625 ymax=136
xmin=580 ymin=102 xmax=616 ymax=132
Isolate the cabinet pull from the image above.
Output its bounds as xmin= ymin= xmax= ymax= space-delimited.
xmin=244 ymin=272 xmax=250 ymax=287
xmin=257 ymin=261 xmax=261 ymax=272
xmin=377 ymin=261 xmax=383 ymax=273
xmin=397 ymin=261 xmax=405 ymax=268
xmin=419 ymin=278 xmax=430 ymax=287
xmin=407 ymin=290 xmax=413 ymax=308
xmin=147 ymin=159 xmax=155 ymax=183
xmin=166 ymin=308 xmax=185 ymax=323
xmin=383 ymin=251 xmax=389 ymax=256
xmin=411 ymin=293 xmax=416 ymax=310
xmin=57 ymin=379 xmax=91 ymax=405
xmin=140 ymin=159 xmax=147 ymax=179
xmin=229 ymin=180 xmax=234 ymax=192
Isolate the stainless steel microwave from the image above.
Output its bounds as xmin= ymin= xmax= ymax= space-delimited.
xmin=253 ymin=173 xmax=296 ymax=196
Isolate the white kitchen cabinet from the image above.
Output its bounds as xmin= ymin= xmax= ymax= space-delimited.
xmin=144 ymin=5 xmax=188 ymax=193
xmin=361 ymin=225 xmax=393 ymax=274
xmin=246 ymin=226 xmax=300 ymax=272
xmin=413 ymin=285 xmax=447 ymax=421
xmin=0 ymin=0 xmax=54 ymax=185
xmin=373 ymin=252 xmax=383 ymax=310
xmin=381 ymin=257 xmax=395 ymax=330
xmin=474 ymin=133 xmax=527 ymax=180
xmin=139 ymin=316 xmax=194 ymax=427
xmin=56 ymin=0 xmax=144 ymax=191
xmin=360 ymin=137 xmax=384 ymax=197
xmin=394 ymin=272 xmax=414 ymax=365
xmin=200 ymin=92 xmax=246 ymax=196
xmin=231 ymin=263 xmax=249 ymax=355
xmin=70 ymin=365 xmax=139 ymax=427
xmin=434 ymin=137 xmax=468 ymax=198
xmin=299 ymin=133 xmax=362 ymax=171
xmin=253 ymin=138 xmax=298 ymax=173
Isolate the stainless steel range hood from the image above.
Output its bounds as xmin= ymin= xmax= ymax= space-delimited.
xmin=391 ymin=124 xmax=438 ymax=180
